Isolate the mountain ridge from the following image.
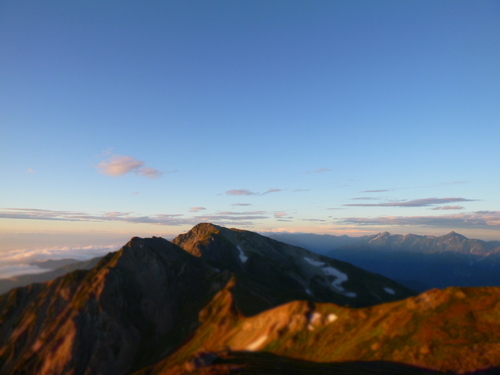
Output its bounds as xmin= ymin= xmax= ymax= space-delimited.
xmin=266 ymin=231 xmax=500 ymax=255
xmin=2 ymin=224 xmax=500 ymax=374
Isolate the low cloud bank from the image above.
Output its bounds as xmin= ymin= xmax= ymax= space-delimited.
xmin=0 ymin=244 xmax=120 ymax=279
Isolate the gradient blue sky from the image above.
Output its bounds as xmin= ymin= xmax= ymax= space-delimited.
xmin=1 ymin=1 xmax=500 ymax=262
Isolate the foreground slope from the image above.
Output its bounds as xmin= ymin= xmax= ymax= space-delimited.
xmin=137 ymin=283 xmax=500 ymax=374
xmin=173 ymin=223 xmax=415 ymax=313
xmin=3 ymin=224 xmax=500 ymax=375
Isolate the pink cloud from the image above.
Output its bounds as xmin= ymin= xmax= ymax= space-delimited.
xmin=97 ymin=154 xmax=161 ymax=179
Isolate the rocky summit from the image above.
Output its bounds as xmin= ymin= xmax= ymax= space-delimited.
xmin=172 ymin=223 xmax=416 ymax=313
xmin=1 ymin=224 xmax=500 ymax=375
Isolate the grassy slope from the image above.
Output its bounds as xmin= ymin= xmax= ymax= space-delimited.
xmin=137 ymin=284 xmax=500 ymax=374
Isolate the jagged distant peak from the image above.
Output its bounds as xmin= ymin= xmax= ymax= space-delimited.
xmin=369 ymin=231 xmax=392 ymax=242
xmin=443 ymin=230 xmax=467 ymax=239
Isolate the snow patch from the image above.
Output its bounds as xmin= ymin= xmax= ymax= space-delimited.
xmin=305 ymin=288 xmax=312 ymax=296
xmin=344 ymin=292 xmax=357 ymax=298
xmin=322 ymin=266 xmax=348 ymax=291
xmin=327 ymin=313 xmax=337 ymax=323
xmin=310 ymin=312 xmax=322 ymax=325
xmin=237 ymin=246 xmax=248 ymax=263
xmin=304 ymin=257 xmax=325 ymax=267
xmin=384 ymin=287 xmax=395 ymax=295
xmin=245 ymin=335 xmax=268 ymax=351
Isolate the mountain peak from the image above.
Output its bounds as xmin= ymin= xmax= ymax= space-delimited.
xmin=444 ymin=231 xmax=467 ymax=239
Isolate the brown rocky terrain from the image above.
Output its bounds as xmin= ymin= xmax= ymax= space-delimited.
xmin=1 ymin=224 xmax=500 ymax=375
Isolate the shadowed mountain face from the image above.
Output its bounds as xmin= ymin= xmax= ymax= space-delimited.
xmin=0 ymin=237 xmax=229 ymax=375
xmin=172 ymin=223 xmax=415 ymax=313
xmin=2 ymin=224 xmax=500 ymax=375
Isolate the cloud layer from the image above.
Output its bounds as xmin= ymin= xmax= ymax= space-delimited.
xmin=97 ymin=155 xmax=162 ymax=179
xmin=337 ymin=211 xmax=500 ymax=230
xmin=226 ymin=189 xmax=257 ymax=196
xmin=344 ymin=197 xmax=475 ymax=208
xmin=226 ymin=188 xmax=284 ymax=196
xmin=0 ymin=208 xmax=270 ymax=228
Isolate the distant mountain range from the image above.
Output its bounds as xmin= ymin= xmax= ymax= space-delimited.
xmin=268 ymin=231 xmax=500 ymax=292
xmin=2 ymin=224 xmax=500 ymax=374
xmin=267 ymin=231 xmax=500 ymax=255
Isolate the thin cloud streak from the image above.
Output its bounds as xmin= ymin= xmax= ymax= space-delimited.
xmin=431 ymin=206 xmax=464 ymax=211
xmin=226 ymin=188 xmax=284 ymax=196
xmin=261 ymin=189 xmax=283 ymax=195
xmin=305 ymin=168 xmax=330 ymax=174
xmin=313 ymin=168 xmax=330 ymax=173
xmin=0 ymin=208 xmax=269 ymax=227
xmin=344 ymin=197 xmax=475 ymax=208
xmin=189 ymin=207 xmax=206 ymax=212
xmin=337 ymin=211 xmax=500 ymax=230
xmin=226 ymin=189 xmax=257 ymax=196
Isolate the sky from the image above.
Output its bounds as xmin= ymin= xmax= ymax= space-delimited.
xmin=1 ymin=1 xmax=500 ymax=273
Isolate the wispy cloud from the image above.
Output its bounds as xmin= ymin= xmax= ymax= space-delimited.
xmin=431 ymin=206 xmax=464 ymax=211
xmin=26 ymin=168 xmax=35 ymax=173
xmin=261 ymin=188 xmax=283 ymax=195
xmin=226 ymin=188 xmax=284 ymax=196
xmin=274 ymin=211 xmax=287 ymax=218
xmin=313 ymin=168 xmax=330 ymax=173
xmin=293 ymin=189 xmax=309 ymax=192
xmin=97 ymin=154 xmax=162 ymax=179
xmin=305 ymin=168 xmax=330 ymax=174
xmin=351 ymin=197 xmax=378 ymax=200
xmin=226 ymin=189 xmax=257 ymax=196
xmin=216 ymin=211 xmax=266 ymax=215
xmin=337 ymin=211 xmax=500 ymax=230
xmin=189 ymin=207 xmax=206 ymax=213
xmin=0 ymin=208 xmax=269 ymax=228
xmin=232 ymin=203 xmax=251 ymax=206
xmin=362 ymin=182 xmax=466 ymax=193
xmin=135 ymin=167 xmax=162 ymax=179
xmin=303 ymin=218 xmax=326 ymax=222
xmin=344 ymin=197 xmax=476 ymax=208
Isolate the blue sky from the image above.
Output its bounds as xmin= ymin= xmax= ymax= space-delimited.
xmin=1 ymin=0 xmax=500 ymax=264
